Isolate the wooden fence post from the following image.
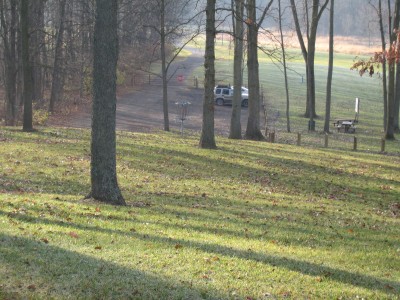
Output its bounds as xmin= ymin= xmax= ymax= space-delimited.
xmin=297 ymin=133 xmax=301 ymax=146
xmin=324 ymin=133 xmax=329 ymax=148
xmin=381 ymin=138 xmax=386 ymax=153
xmin=269 ymin=132 xmax=275 ymax=143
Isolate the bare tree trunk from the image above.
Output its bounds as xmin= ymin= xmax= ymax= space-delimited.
xmin=386 ymin=0 xmax=396 ymax=139
xmin=324 ymin=0 xmax=334 ymax=133
xmin=1 ymin=0 xmax=17 ymax=126
xmin=395 ymin=58 xmax=400 ymax=132
xmin=49 ymin=0 xmax=67 ymax=113
xmin=245 ymin=0 xmax=263 ymax=140
xmin=291 ymin=0 xmax=329 ymax=122
xmin=378 ymin=0 xmax=389 ymax=131
xmin=90 ymin=0 xmax=125 ymax=205
xmin=394 ymin=0 xmax=400 ymax=132
xmin=278 ymin=0 xmax=291 ymax=133
xmin=229 ymin=0 xmax=244 ymax=139
xmin=30 ymin=0 xmax=44 ymax=102
xmin=21 ymin=0 xmax=34 ymax=132
xmin=160 ymin=0 xmax=169 ymax=131
xmin=199 ymin=0 xmax=216 ymax=149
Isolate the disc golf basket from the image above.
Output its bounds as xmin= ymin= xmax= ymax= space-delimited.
xmin=175 ymin=101 xmax=191 ymax=136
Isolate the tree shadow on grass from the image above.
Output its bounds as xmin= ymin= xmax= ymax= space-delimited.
xmin=1 ymin=210 xmax=398 ymax=297
xmin=0 ymin=233 xmax=222 ymax=300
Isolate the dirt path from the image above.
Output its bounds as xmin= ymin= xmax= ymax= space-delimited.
xmin=50 ymin=48 xmax=260 ymax=136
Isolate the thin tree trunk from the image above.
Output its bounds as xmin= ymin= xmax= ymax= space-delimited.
xmin=1 ymin=0 xmax=17 ymax=126
xmin=291 ymin=0 xmax=328 ymax=121
xmin=245 ymin=0 xmax=263 ymax=140
xmin=278 ymin=0 xmax=291 ymax=133
xmin=386 ymin=0 xmax=396 ymax=139
xmin=21 ymin=0 xmax=34 ymax=132
xmin=229 ymin=0 xmax=244 ymax=139
xmin=394 ymin=0 xmax=400 ymax=132
xmin=49 ymin=0 xmax=67 ymax=113
xmin=199 ymin=0 xmax=216 ymax=149
xmin=30 ymin=0 xmax=44 ymax=102
xmin=378 ymin=0 xmax=388 ymax=131
xmin=160 ymin=0 xmax=169 ymax=131
xmin=90 ymin=0 xmax=125 ymax=205
xmin=324 ymin=0 xmax=334 ymax=133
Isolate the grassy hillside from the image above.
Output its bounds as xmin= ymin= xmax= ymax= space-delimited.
xmin=0 ymin=127 xmax=399 ymax=299
xmin=190 ymin=40 xmax=394 ymax=145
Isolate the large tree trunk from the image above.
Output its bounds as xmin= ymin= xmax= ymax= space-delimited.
xmin=278 ymin=0 xmax=291 ymax=133
xmin=160 ymin=0 xmax=169 ymax=131
xmin=324 ymin=0 xmax=334 ymax=133
xmin=21 ymin=0 xmax=34 ymax=132
xmin=30 ymin=0 xmax=45 ymax=102
xmin=199 ymin=0 xmax=216 ymax=149
xmin=245 ymin=0 xmax=263 ymax=140
xmin=395 ymin=58 xmax=400 ymax=132
xmin=90 ymin=0 xmax=125 ymax=205
xmin=395 ymin=0 xmax=400 ymax=133
xmin=229 ymin=0 xmax=244 ymax=139
xmin=1 ymin=0 xmax=17 ymax=126
xmin=291 ymin=0 xmax=328 ymax=123
xmin=49 ymin=0 xmax=67 ymax=113
xmin=386 ymin=0 xmax=396 ymax=139
xmin=378 ymin=0 xmax=388 ymax=131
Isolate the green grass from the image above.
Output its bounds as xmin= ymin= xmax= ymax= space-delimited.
xmin=188 ymin=40 xmax=400 ymax=154
xmin=0 ymin=127 xmax=399 ymax=299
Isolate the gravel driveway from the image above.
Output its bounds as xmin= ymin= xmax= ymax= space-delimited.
xmin=50 ymin=48 xmax=261 ymax=136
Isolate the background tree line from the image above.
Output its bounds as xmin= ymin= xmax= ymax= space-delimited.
xmin=0 ymin=0 xmax=198 ymax=127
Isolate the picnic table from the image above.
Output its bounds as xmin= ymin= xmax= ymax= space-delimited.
xmin=333 ymin=119 xmax=356 ymax=133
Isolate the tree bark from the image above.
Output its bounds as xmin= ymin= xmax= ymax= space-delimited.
xmin=91 ymin=0 xmax=125 ymax=205
xmin=245 ymin=0 xmax=263 ymax=140
xmin=49 ymin=0 xmax=67 ymax=113
xmin=199 ymin=0 xmax=217 ymax=149
xmin=291 ymin=0 xmax=329 ymax=123
xmin=229 ymin=0 xmax=244 ymax=139
xmin=30 ymin=0 xmax=45 ymax=102
xmin=160 ymin=0 xmax=170 ymax=131
xmin=386 ymin=0 xmax=396 ymax=139
xmin=278 ymin=0 xmax=291 ymax=133
xmin=389 ymin=0 xmax=400 ymax=136
xmin=324 ymin=0 xmax=334 ymax=133
xmin=378 ymin=0 xmax=388 ymax=131
xmin=1 ymin=0 xmax=17 ymax=126
xmin=21 ymin=0 xmax=34 ymax=132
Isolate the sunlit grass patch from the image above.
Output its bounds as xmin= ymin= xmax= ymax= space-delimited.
xmin=0 ymin=127 xmax=399 ymax=299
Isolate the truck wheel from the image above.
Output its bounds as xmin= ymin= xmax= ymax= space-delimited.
xmin=241 ymin=99 xmax=248 ymax=107
xmin=216 ymin=98 xmax=224 ymax=106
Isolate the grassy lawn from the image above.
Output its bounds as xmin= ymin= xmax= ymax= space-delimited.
xmin=0 ymin=127 xmax=399 ymax=299
xmin=188 ymin=39 xmax=400 ymax=154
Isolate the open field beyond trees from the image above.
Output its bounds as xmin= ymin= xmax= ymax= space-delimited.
xmin=190 ymin=35 xmax=400 ymax=154
xmin=0 ymin=127 xmax=399 ymax=299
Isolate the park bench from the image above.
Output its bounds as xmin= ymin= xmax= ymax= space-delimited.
xmin=333 ymin=119 xmax=356 ymax=133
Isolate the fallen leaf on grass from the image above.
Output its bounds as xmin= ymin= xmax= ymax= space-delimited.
xmin=27 ymin=284 xmax=36 ymax=291
xmin=384 ymin=284 xmax=394 ymax=290
xmin=68 ymin=232 xmax=79 ymax=238
xmin=175 ymin=243 xmax=183 ymax=249
xmin=40 ymin=238 xmax=49 ymax=244
xmin=95 ymin=246 xmax=102 ymax=250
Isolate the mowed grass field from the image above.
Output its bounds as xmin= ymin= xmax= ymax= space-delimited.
xmin=190 ymin=37 xmax=400 ymax=153
xmin=0 ymin=127 xmax=399 ymax=299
